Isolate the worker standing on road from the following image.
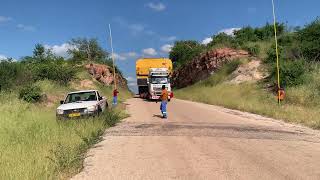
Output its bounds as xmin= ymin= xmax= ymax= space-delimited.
xmin=159 ymin=85 xmax=168 ymax=119
xmin=113 ymin=89 xmax=119 ymax=106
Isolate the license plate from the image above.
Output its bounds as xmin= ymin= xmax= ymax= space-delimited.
xmin=69 ymin=113 xmax=81 ymax=118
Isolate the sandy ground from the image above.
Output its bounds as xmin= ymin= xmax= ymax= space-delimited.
xmin=72 ymin=98 xmax=320 ymax=180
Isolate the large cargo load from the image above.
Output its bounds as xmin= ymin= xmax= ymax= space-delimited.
xmin=136 ymin=58 xmax=173 ymax=99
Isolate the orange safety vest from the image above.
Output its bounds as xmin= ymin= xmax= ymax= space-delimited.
xmin=278 ymin=89 xmax=285 ymax=101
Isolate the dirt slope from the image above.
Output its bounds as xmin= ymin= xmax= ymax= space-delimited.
xmin=72 ymin=98 xmax=320 ymax=180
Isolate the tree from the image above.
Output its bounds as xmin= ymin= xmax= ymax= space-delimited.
xmin=0 ymin=61 xmax=21 ymax=90
xmin=169 ymin=40 xmax=204 ymax=68
xmin=68 ymin=38 xmax=109 ymax=63
xmin=254 ymin=22 xmax=285 ymax=40
xmin=33 ymin=44 xmax=46 ymax=61
xmin=234 ymin=26 xmax=258 ymax=44
xmin=297 ymin=19 xmax=320 ymax=61
xmin=207 ymin=33 xmax=236 ymax=48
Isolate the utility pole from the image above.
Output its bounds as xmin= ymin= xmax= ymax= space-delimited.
xmin=272 ymin=0 xmax=281 ymax=104
xmin=109 ymin=24 xmax=117 ymax=90
xmin=86 ymin=43 xmax=91 ymax=62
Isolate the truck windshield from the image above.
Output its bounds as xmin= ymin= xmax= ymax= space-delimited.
xmin=65 ymin=91 xmax=97 ymax=103
xmin=151 ymin=77 xmax=168 ymax=84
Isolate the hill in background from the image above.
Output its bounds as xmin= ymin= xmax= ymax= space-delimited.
xmin=171 ymin=19 xmax=320 ymax=129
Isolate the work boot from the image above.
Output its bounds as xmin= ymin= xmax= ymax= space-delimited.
xmin=162 ymin=113 xmax=167 ymax=119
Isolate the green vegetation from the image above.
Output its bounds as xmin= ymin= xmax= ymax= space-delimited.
xmin=0 ymin=92 xmax=126 ymax=179
xmin=174 ymin=19 xmax=320 ymax=129
xmin=0 ymin=37 xmax=123 ymax=92
xmin=175 ymin=65 xmax=320 ymax=129
xmin=18 ymin=84 xmax=42 ymax=103
xmin=169 ymin=40 xmax=204 ymax=68
xmin=68 ymin=38 xmax=110 ymax=64
xmin=0 ymin=37 xmax=131 ymax=179
xmin=169 ymin=23 xmax=286 ymax=68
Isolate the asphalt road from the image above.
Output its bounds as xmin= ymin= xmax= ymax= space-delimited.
xmin=72 ymin=98 xmax=320 ymax=180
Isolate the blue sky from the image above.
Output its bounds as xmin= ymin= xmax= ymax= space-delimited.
xmin=0 ymin=0 xmax=319 ymax=90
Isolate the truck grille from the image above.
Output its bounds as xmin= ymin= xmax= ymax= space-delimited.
xmin=137 ymin=79 xmax=148 ymax=86
xmin=153 ymin=87 xmax=162 ymax=91
xmin=64 ymin=108 xmax=86 ymax=114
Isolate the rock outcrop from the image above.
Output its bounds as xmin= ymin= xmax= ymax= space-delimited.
xmin=172 ymin=48 xmax=250 ymax=88
xmin=85 ymin=63 xmax=127 ymax=88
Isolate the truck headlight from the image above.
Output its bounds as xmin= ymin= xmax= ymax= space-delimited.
xmin=87 ymin=105 xmax=97 ymax=112
xmin=56 ymin=109 xmax=64 ymax=115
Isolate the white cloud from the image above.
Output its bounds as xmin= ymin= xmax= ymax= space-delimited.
xmin=0 ymin=16 xmax=12 ymax=23
xmin=128 ymin=82 xmax=137 ymax=87
xmin=17 ymin=24 xmax=36 ymax=32
xmin=161 ymin=44 xmax=173 ymax=53
xmin=111 ymin=52 xmax=138 ymax=61
xmin=146 ymin=2 xmax=166 ymax=11
xmin=142 ymin=48 xmax=157 ymax=56
xmin=113 ymin=17 xmax=174 ymax=43
xmin=125 ymin=52 xmax=138 ymax=58
xmin=201 ymin=37 xmax=213 ymax=45
xmin=44 ymin=43 xmax=76 ymax=58
xmin=113 ymin=17 xmax=145 ymax=35
xmin=218 ymin=28 xmax=241 ymax=36
xmin=146 ymin=30 xmax=156 ymax=35
xmin=129 ymin=24 xmax=145 ymax=32
xmin=0 ymin=54 xmax=16 ymax=62
xmin=126 ymin=76 xmax=136 ymax=82
xmin=113 ymin=53 xmax=127 ymax=61
xmin=161 ymin=36 xmax=177 ymax=42
xmin=0 ymin=54 xmax=7 ymax=60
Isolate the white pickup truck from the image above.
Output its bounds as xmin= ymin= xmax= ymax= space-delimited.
xmin=56 ymin=90 xmax=108 ymax=119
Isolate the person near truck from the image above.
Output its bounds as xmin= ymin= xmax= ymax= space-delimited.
xmin=159 ymin=85 xmax=168 ymax=119
xmin=113 ymin=89 xmax=119 ymax=105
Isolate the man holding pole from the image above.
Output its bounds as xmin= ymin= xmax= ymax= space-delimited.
xmin=113 ymin=88 xmax=119 ymax=106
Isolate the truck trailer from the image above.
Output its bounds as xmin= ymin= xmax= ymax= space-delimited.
xmin=136 ymin=58 xmax=173 ymax=100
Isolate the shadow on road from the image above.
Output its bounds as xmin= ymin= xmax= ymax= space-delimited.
xmin=153 ymin=114 xmax=163 ymax=119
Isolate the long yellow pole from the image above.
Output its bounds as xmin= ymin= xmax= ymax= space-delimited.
xmin=272 ymin=0 xmax=281 ymax=104
xmin=109 ymin=24 xmax=117 ymax=90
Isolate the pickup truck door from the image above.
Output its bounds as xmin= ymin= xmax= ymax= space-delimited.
xmin=96 ymin=91 xmax=107 ymax=111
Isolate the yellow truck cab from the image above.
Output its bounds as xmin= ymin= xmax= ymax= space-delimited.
xmin=136 ymin=58 xmax=173 ymax=100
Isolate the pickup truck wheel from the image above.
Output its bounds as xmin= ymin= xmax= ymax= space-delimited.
xmin=97 ymin=106 xmax=102 ymax=116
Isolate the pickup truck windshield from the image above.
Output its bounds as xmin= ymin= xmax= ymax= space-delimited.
xmin=65 ymin=91 xmax=97 ymax=103
xmin=151 ymin=77 xmax=168 ymax=84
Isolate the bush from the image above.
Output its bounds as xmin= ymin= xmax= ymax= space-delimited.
xmin=169 ymin=40 xmax=204 ymax=68
xmin=297 ymin=19 xmax=320 ymax=61
xmin=19 ymin=84 xmax=42 ymax=103
xmin=234 ymin=26 xmax=258 ymax=44
xmin=243 ymin=44 xmax=261 ymax=56
xmin=278 ymin=33 xmax=302 ymax=60
xmin=265 ymin=44 xmax=283 ymax=63
xmin=269 ymin=60 xmax=308 ymax=87
xmin=207 ymin=33 xmax=237 ymax=48
xmin=0 ymin=61 xmax=21 ymax=91
xmin=30 ymin=61 xmax=76 ymax=84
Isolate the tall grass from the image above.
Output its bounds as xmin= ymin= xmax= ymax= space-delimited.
xmin=0 ymin=93 xmax=125 ymax=179
xmin=0 ymin=77 xmax=130 ymax=179
xmin=175 ymin=62 xmax=320 ymax=129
